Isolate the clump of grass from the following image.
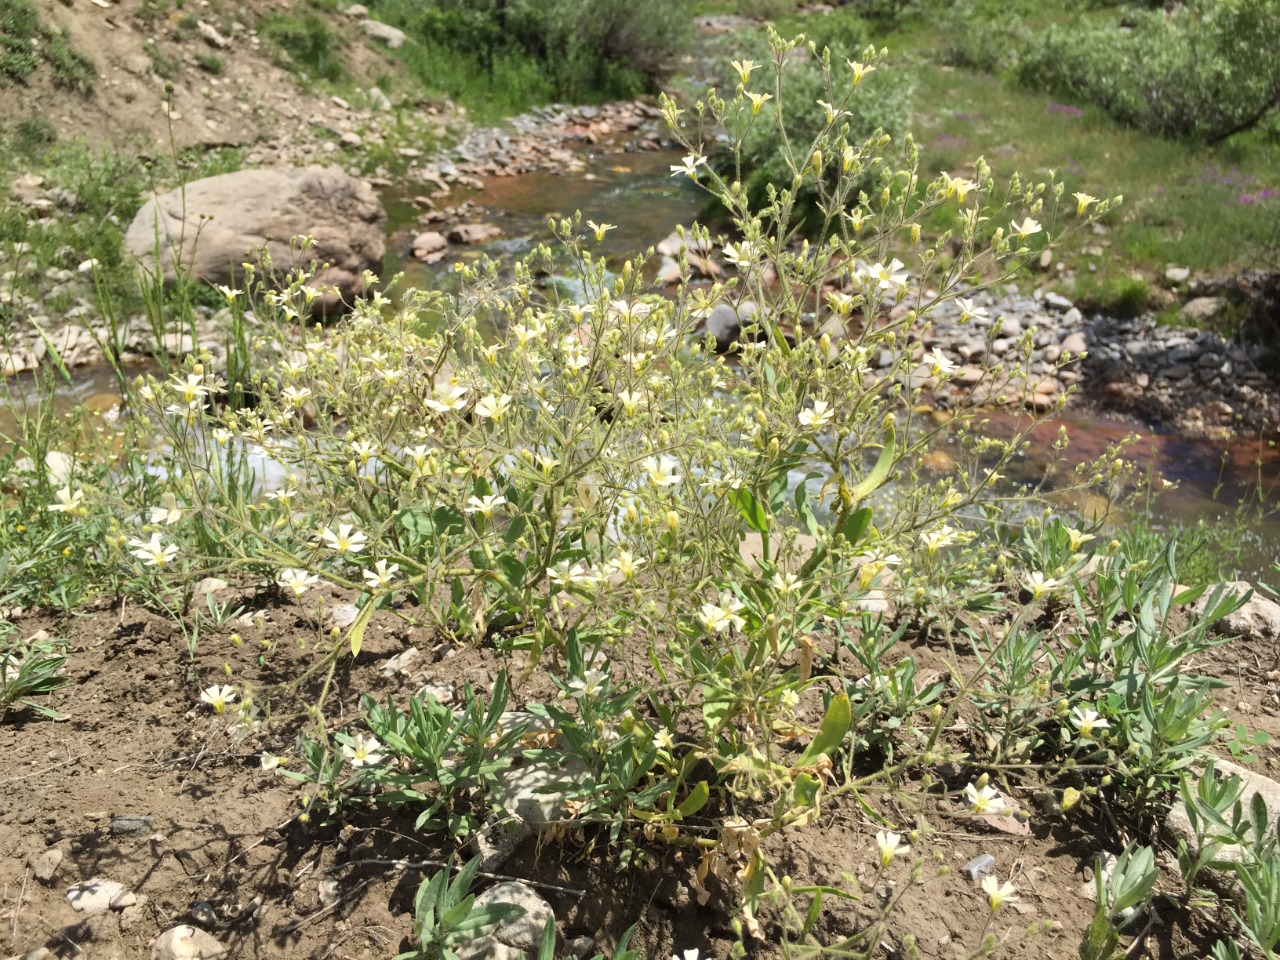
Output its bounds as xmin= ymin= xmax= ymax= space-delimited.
xmin=259 ymin=10 xmax=345 ymax=85
xmin=0 ymin=0 xmax=95 ymax=92
xmin=196 ymin=53 xmax=223 ymax=74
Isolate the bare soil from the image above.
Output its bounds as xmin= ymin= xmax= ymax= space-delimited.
xmin=3 ymin=581 xmax=1274 ymax=960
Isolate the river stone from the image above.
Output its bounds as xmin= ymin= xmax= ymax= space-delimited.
xmin=1165 ymin=266 xmax=1190 ymax=285
xmin=124 ymin=166 xmax=385 ymax=314
xmin=1180 ymin=296 xmax=1228 ymax=324
xmin=1043 ymin=292 xmax=1074 ymax=312
xmin=1194 ymin=581 xmax=1280 ymax=642
xmin=411 ymin=231 xmax=447 ymax=261
xmin=449 ymin=223 xmax=502 ymax=245
xmin=1059 ymin=331 xmax=1087 ymax=357
xmin=359 ymin=18 xmax=407 ymax=48
xmin=152 ymin=925 xmax=228 ymax=960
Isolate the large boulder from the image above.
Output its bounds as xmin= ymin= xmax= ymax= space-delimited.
xmin=125 ymin=166 xmax=386 ymax=314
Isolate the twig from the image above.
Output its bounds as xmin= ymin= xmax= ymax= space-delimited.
xmin=275 ymin=878 xmax=373 ymax=935
xmin=12 ymin=872 xmax=27 ymax=942
xmin=332 ymin=858 xmax=586 ymax=898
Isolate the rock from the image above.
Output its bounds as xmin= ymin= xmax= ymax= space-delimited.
xmin=343 ymin=2 xmax=368 ymax=15
xmin=379 ymin=646 xmax=420 ymax=677
xmin=194 ymin=577 xmax=228 ymax=596
xmin=655 ymin=256 xmax=681 ymax=285
xmin=492 ymin=760 xmax=590 ymax=825
xmin=340 ymin=131 xmax=363 ymax=148
xmin=1180 ymin=296 xmax=1228 ymax=325
xmin=411 ymin=231 xmax=448 ymax=260
xmin=196 ymin=20 xmax=230 ymax=48
xmin=962 ymin=853 xmax=995 ymax=880
xmin=1167 ymin=757 xmax=1280 ymax=864
xmin=110 ymin=815 xmax=154 ymax=835
xmin=704 ymin=300 xmax=757 ymax=352
xmin=465 ymin=882 xmax=554 ymax=954
xmin=1043 ymin=292 xmax=1074 ymax=312
xmin=448 ymin=223 xmax=502 ymax=245
xmin=152 ymin=925 xmax=228 ymax=960
xmin=1061 ymin=306 xmax=1083 ymax=326
xmin=366 ymin=86 xmax=392 ymax=111
xmin=326 ymin=602 xmax=360 ymax=630
xmin=31 ymin=847 xmax=62 ymax=882
xmin=67 ymin=878 xmax=127 ymax=915
xmin=1195 ymin=581 xmax=1280 ymax=641
xmin=1060 ymin=331 xmax=1087 ymax=357
xmin=1165 ymin=266 xmax=1190 ymax=286
xmin=124 ymin=166 xmax=386 ymax=314
xmin=471 ymin=817 xmax=533 ymax=872
xmin=359 ymin=19 xmax=407 ymax=48
xmin=997 ymin=316 xmax=1023 ymax=338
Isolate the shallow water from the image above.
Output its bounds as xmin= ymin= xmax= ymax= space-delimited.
xmin=7 ymin=137 xmax=1277 ymax=580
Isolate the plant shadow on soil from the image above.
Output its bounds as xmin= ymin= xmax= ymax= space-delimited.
xmin=0 ymin=583 xmax=1271 ymax=958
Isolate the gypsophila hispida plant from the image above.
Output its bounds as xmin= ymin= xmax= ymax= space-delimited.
xmin=101 ymin=30 xmax=1194 ymax=948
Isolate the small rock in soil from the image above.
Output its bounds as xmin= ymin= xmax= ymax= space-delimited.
xmin=67 ymin=878 xmax=126 ymax=914
xmin=1195 ymin=581 xmax=1280 ymax=642
xmin=31 ymin=846 xmax=63 ymax=882
xmin=464 ymin=882 xmax=554 ymax=954
xmin=326 ymin=603 xmax=360 ymax=630
xmin=110 ymin=815 xmax=154 ymax=835
xmin=380 ymin=647 xmax=420 ymax=676
xmin=471 ymin=816 xmax=533 ymax=872
xmin=152 ymin=925 xmax=228 ymax=960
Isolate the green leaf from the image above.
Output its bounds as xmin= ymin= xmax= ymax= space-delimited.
xmin=835 ymin=506 xmax=872 ymax=548
xmin=845 ymin=420 xmax=895 ymax=504
xmin=675 ymin=780 xmax=710 ymax=818
xmin=730 ymin=487 xmax=769 ymax=533
xmin=347 ymin=600 xmax=377 ymax=657
xmin=797 ymin=692 xmax=851 ymax=765
xmin=794 ymin=476 xmax=822 ymax=538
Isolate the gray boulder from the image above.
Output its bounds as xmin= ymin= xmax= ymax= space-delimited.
xmin=125 ymin=166 xmax=386 ymax=314
xmin=359 ymin=19 xmax=407 ymax=48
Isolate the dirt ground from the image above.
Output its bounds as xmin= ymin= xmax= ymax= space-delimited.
xmin=2 ymin=578 xmax=1273 ymax=960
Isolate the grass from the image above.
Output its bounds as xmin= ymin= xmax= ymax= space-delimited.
xmin=0 ymin=0 xmax=95 ymax=93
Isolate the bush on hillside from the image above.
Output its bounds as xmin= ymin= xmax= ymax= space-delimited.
xmin=367 ymin=0 xmax=688 ymax=105
xmin=1017 ymin=0 xmax=1280 ymax=144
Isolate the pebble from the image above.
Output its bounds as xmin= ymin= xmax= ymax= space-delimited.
xmin=962 ymin=853 xmax=995 ymax=880
xmin=31 ymin=846 xmax=62 ymax=882
xmin=151 ymin=925 xmax=228 ymax=960
xmin=110 ymin=815 xmax=154 ymax=835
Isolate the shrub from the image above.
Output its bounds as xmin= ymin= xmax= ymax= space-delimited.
xmin=259 ymin=9 xmax=344 ymax=85
xmin=1017 ymin=0 xmax=1280 ymax=144
xmin=718 ymin=33 xmax=913 ymax=230
xmin=368 ymin=0 xmax=688 ymax=107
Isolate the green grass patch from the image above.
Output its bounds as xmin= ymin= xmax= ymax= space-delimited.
xmin=0 ymin=0 xmax=95 ymax=92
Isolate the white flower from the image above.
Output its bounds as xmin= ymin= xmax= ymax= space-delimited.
xmin=981 ymin=875 xmax=1019 ymax=913
xmin=585 ymin=220 xmax=615 ymax=242
xmin=149 ymin=492 xmax=184 ymax=525
xmin=955 ymin=298 xmax=989 ymax=323
xmin=670 ymin=154 xmax=707 ymax=179
xmin=642 ymin=455 xmax=681 ymax=488
xmin=362 ymin=559 xmax=401 ymax=590
xmin=340 ymin=733 xmax=384 ymax=767
xmin=964 ymin=782 xmax=1011 ymax=816
xmin=47 ymin=486 xmax=85 ymax=515
xmin=616 ymin=389 xmax=644 ymax=416
xmin=566 ymin=668 xmax=609 ymax=699
xmin=699 ymin=591 xmax=746 ymax=634
xmin=169 ymin=373 xmax=209 ymax=406
xmin=319 ymin=523 xmax=369 ymax=556
xmin=798 ymin=399 xmax=834 ymax=429
xmin=267 ymin=486 xmax=298 ymax=505
xmin=280 ymin=385 xmax=312 ymax=408
xmin=1011 ymin=217 xmax=1042 ymax=239
xmin=921 ymin=525 xmax=959 ymax=555
xmin=129 ymin=533 xmax=179 ymax=567
xmin=548 ymin=561 xmax=594 ymax=589
xmin=260 ymin=753 xmax=283 ymax=771
xmin=1070 ymin=706 xmax=1109 ymax=740
xmin=277 ymin=568 xmax=319 ymax=596
xmin=1066 ymin=527 xmax=1095 ymax=552
xmin=465 ymin=494 xmax=506 ymax=518
xmin=771 ymin=572 xmax=801 ymax=596
xmin=609 ymin=551 xmax=646 ymax=581
xmin=868 ymin=258 xmax=908 ymax=293
xmin=672 ymin=950 xmax=702 ymax=960
xmin=1024 ymin=571 xmax=1060 ymax=600
xmin=424 ymin=383 xmax=469 ymax=413
xmin=200 ymin=684 xmax=236 ymax=714
xmin=349 ymin=439 xmax=379 ymax=464
xmin=876 ymin=830 xmax=909 ymax=867
xmin=722 ymin=241 xmax=758 ymax=269
xmin=922 ymin=349 xmax=956 ymax=377
xmin=475 ymin=393 xmax=513 ymax=421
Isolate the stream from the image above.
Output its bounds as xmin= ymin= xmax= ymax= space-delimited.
xmin=7 ymin=126 xmax=1278 ymax=579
